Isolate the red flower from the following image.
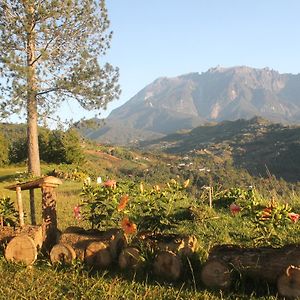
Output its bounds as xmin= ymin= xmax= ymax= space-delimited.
xmin=118 ymin=194 xmax=129 ymax=211
xmin=288 ymin=212 xmax=299 ymax=223
xmin=73 ymin=205 xmax=81 ymax=220
xmin=121 ymin=217 xmax=137 ymax=235
xmin=103 ymin=179 xmax=117 ymax=189
xmin=230 ymin=203 xmax=241 ymax=215
xmin=260 ymin=207 xmax=272 ymax=220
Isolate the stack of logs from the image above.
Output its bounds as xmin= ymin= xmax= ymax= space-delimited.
xmin=118 ymin=232 xmax=198 ymax=281
xmin=3 ymin=223 xmax=300 ymax=298
xmin=201 ymin=244 xmax=300 ymax=298
xmin=50 ymin=228 xmax=198 ymax=281
xmin=50 ymin=227 xmax=127 ymax=268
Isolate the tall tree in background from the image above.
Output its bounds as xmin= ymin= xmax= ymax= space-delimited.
xmin=0 ymin=0 xmax=120 ymax=176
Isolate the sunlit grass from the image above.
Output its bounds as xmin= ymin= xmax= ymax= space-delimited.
xmin=0 ymin=165 xmax=299 ymax=299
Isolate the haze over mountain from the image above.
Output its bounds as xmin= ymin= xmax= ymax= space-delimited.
xmin=81 ymin=66 xmax=300 ymax=144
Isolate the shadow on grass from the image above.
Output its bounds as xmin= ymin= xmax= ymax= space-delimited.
xmin=0 ymin=174 xmax=20 ymax=183
xmin=31 ymin=253 xmax=278 ymax=299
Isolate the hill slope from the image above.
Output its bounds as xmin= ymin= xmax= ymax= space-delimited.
xmin=141 ymin=117 xmax=300 ymax=182
xmin=82 ymin=66 xmax=300 ymax=144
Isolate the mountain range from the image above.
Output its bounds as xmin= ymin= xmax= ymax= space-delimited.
xmin=80 ymin=66 xmax=300 ymax=144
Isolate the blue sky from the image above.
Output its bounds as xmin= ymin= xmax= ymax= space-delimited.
xmin=8 ymin=0 xmax=300 ymax=124
xmin=95 ymin=0 xmax=300 ymax=119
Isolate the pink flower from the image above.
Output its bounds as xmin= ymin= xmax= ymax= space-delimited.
xmin=103 ymin=179 xmax=117 ymax=189
xmin=288 ymin=212 xmax=299 ymax=223
xmin=230 ymin=203 xmax=241 ymax=215
xmin=73 ymin=205 xmax=81 ymax=220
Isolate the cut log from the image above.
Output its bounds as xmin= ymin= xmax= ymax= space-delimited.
xmin=50 ymin=243 xmax=76 ymax=265
xmin=277 ymin=265 xmax=300 ymax=298
xmin=202 ymin=244 xmax=300 ymax=290
xmin=135 ymin=232 xmax=197 ymax=257
xmin=118 ymin=247 xmax=142 ymax=270
xmin=200 ymin=259 xmax=232 ymax=290
xmin=153 ymin=250 xmax=182 ymax=281
xmin=58 ymin=228 xmax=126 ymax=261
xmin=85 ymin=241 xmax=112 ymax=268
xmin=0 ymin=225 xmax=44 ymax=250
xmin=5 ymin=235 xmax=37 ymax=265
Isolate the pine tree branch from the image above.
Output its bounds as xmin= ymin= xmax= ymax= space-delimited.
xmin=31 ymin=37 xmax=56 ymax=66
xmin=36 ymin=88 xmax=58 ymax=96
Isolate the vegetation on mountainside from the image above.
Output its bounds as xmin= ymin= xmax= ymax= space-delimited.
xmin=142 ymin=117 xmax=300 ymax=182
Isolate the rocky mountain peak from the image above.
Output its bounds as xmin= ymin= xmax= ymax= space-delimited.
xmin=81 ymin=66 xmax=300 ymax=144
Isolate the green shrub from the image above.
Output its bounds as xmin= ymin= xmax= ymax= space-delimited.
xmin=80 ymin=178 xmax=194 ymax=234
xmin=0 ymin=196 xmax=18 ymax=227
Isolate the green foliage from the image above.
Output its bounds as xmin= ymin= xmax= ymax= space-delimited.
xmin=0 ymin=0 xmax=120 ymax=118
xmin=214 ymin=187 xmax=256 ymax=209
xmin=0 ymin=196 xmax=18 ymax=226
xmin=9 ymin=128 xmax=84 ymax=165
xmin=80 ymin=180 xmax=126 ymax=229
xmin=241 ymin=198 xmax=295 ymax=246
xmin=44 ymin=129 xmax=84 ymax=164
xmin=80 ymin=178 xmax=193 ymax=233
xmin=8 ymin=137 xmax=27 ymax=164
xmin=0 ymin=133 xmax=9 ymax=166
xmin=132 ymin=179 xmax=192 ymax=233
xmin=49 ymin=167 xmax=89 ymax=182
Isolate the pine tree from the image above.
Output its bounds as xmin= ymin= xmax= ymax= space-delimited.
xmin=0 ymin=0 xmax=120 ymax=176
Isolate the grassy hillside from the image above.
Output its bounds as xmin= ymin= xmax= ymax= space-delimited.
xmin=141 ymin=117 xmax=300 ymax=182
xmin=0 ymin=140 xmax=300 ymax=299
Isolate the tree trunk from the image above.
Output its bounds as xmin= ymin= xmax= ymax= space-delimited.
xmin=26 ymin=2 xmax=40 ymax=177
xmin=201 ymin=244 xmax=300 ymax=291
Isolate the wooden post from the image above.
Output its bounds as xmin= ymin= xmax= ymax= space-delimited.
xmin=41 ymin=184 xmax=58 ymax=250
xmin=29 ymin=189 xmax=36 ymax=225
xmin=16 ymin=186 xmax=24 ymax=227
xmin=208 ymin=187 xmax=212 ymax=208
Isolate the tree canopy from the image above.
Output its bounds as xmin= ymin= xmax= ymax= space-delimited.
xmin=0 ymin=0 xmax=120 ymax=175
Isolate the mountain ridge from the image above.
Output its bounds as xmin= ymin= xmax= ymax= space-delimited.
xmin=80 ymin=66 xmax=300 ymax=144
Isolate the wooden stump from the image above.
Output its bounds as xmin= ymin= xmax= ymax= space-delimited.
xmin=5 ymin=235 xmax=37 ymax=265
xmin=85 ymin=241 xmax=112 ymax=269
xmin=200 ymin=259 xmax=232 ymax=290
xmin=277 ymin=265 xmax=300 ymax=298
xmin=118 ymin=247 xmax=142 ymax=270
xmin=153 ymin=250 xmax=182 ymax=281
xmin=50 ymin=243 xmax=76 ymax=265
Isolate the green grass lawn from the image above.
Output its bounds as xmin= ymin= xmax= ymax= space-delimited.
xmin=0 ymin=165 xmax=299 ymax=299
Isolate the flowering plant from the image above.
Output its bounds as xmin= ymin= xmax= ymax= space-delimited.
xmin=80 ymin=178 xmax=192 ymax=234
